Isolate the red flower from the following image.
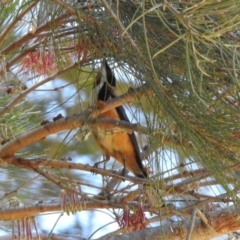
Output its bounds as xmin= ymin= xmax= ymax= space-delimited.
xmin=21 ymin=51 xmax=56 ymax=75
xmin=118 ymin=203 xmax=148 ymax=231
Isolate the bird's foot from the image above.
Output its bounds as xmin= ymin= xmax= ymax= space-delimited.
xmin=91 ymin=162 xmax=101 ymax=174
xmin=92 ymin=157 xmax=109 ymax=174
xmin=121 ymin=167 xmax=126 ymax=181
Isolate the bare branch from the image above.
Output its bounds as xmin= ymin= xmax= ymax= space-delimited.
xmin=1 ymin=13 xmax=70 ymax=55
xmin=0 ymin=0 xmax=11 ymax=5
xmin=0 ymin=1 xmax=40 ymax=48
xmin=0 ymin=84 xmax=151 ymax=160
xmin=0 ymin=203 xmax=238 ymax=240
xmin=14 ymin=157 xmax=146 ymax=184
xmin=0 ymin=61 xmax=82 ymax=118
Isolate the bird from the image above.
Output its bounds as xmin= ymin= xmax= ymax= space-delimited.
xmin=91 ymin=60 xmax=148 ymax=178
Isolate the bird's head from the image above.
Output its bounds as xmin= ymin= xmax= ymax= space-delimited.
xmin=93 ymin=60 xmax=116 ymax=102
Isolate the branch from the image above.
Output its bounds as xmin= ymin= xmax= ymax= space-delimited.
xmin=0 ymin=0 xmax=11 ymax=5
xmin=0 ymin=61 xmax=81 ymax=118
xmin=0 ymin=0 xmax=40 ymax=48
xmin=0 ymin=234 xmax=85 ymax=240
xmin=96 ymin=212 xmax=214 ymax=240
xmin=0 ymin=200 xmax=112 ymax=221
xmin=13 ymin=156 xmax=235 ymax=206
xmin=1 ymin=13 xmax=70 ymax=55
xmin=5 ymin=29 xmax=77 ymax=70
xmin=0 ymin=84 xmax=151 ymax=161
xmin=13 ymin=157 xmax=146 ymax=184
xmin=0 ymin=203 xmax=237 ymax=240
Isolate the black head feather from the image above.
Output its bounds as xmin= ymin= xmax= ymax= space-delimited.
xmin=95 ymin=60 xmax=116 ymax=101
xmin=104 ymin=60 xmax=116 ymax=87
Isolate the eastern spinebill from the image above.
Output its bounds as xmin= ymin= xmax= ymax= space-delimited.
xmin=91 ymin=60 xmax=147 ymax=178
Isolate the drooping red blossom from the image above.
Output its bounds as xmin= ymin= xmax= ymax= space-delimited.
xmin=13 ymin=217 xmax=38 ymax=240
xmin=21 ymin=51 xmax=56 ymax=75
xmin=76 ymin=39 xmax=89 ymax=60
xmin=60 ymin=187 xmax=84 ymax=214
xmin=145 ymin=166 xmax=154 ymax=176
xmin=118 ymin=203 xmax=148 ymax=231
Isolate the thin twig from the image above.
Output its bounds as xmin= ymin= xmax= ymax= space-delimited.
xmin=0 ymin=61 xmax=81 ymax=118
xmin=14 ymin=157 xmax=146 ymax=184
xmin=101 ymin=0 xmax=145 ymax=62
xmin=0 ymin=0 xmax=40 ymax=47
xmin=1 ymin=13 xmax=70 ymax=55
xmin=186 ymin=208 xmax=197 ymax=240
